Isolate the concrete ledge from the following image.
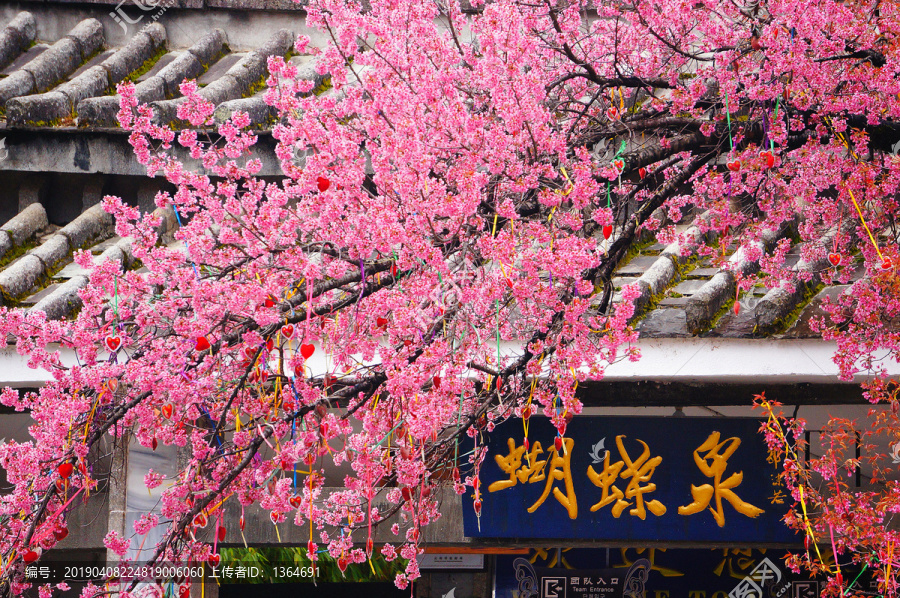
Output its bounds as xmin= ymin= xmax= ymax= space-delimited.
xmin=0 ymin=11 xmax=36 ymax=71
xmin=0 ymin=128 xmax=286 ymax=175
xmin=0 ymin=202 xmax=47 ymax=247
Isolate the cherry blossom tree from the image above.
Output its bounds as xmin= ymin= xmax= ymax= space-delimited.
xmin=2 ymin=0 xmax=900 ymax=595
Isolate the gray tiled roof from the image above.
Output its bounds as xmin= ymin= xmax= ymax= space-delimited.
xmin=0 ymin=11 xmax=308 ymax=130
xmin=0 ymin=187 xmax=869 ymax=337
xmin=0 ymin=199 xmax=175 ymax=319
xmin=0 ymin=13 xmax=871 ymax=335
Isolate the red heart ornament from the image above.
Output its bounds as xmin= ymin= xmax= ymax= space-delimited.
xmin=105 ymin=335 xmax=121 ymax=352
xmin=880 ymin=257 xmax=894 ymax=271
xmin=161 ymin=404 xmax=173 ymax=420
xmin=208 ymin=553 xmax=220 ymax=567
xmin=401 ymin=487 xmax=413 ymax=502
xmin=58 ymin=463 xmax=74 ymax=479
xmin=337 ymin=556 xmax=349 ymax=573
xmin=727 ymin=159 xmax=741 ymax=172
xmin=375 ymin=317 xmax=388 ymax=328
xmin=300 ymin=344 xmax=315 ymax=359
xmin=828 ymin=253 xmax=841 ymax=266
xmin=195 ymin=337 xmax=210 ymax=352
xmin=242 ymin=346 xmax=256 ymax=361
xmin=760 ymin=151 xmax=775 ymax=169
xmin=239 ymin=516 xmax=246 ymax=531
xmin=602 ymin=224 xmax=613 ymax=240
xmin=151 ymin=437 xmax=158 ymax=451
xmin=54 ymin=528 xmax=68 ymax=541
xmin=432 ymin=376 xmax=441 ymax=388
xmin=179 ymin=585 xmax=190 ymax=598
xmin=194 ymin=512 xmax=208 ymax=528
xmin=554 ymin=436 xmax=563 ymax=452
xmin=612 ymin=159 xmax=625 ymax=174
xmin=639 ymin=167 xmax=647 ymax=179
xmin=23 ymin=549 xmax=40 ymax=563
xmin=733 ymin=301 xmax=741 ymax=315
xmin=264 ymin=296 xmax=276 ymax=308
xmin=522 ymin=407 xmax=531 ymax=420
xmin=281 ymin=324 xmax=295 ymax=339
xmin=217 ymin=526 xmax=227 ymax=542
xmin=524 ymin=437 xmax=530 ymax=451
xmin=473 ymin=499 xmax=482 ymax=515
xmin=606 ymin=106 xmax=619 ymax=120
xmin=269 ymin=511 xmax=280 ymax=524
xmin=316 ymin=176 xmax=330 ymax=192
xmin=391 ymin=264 xmax=398 ymax=277
xmin=290 ymin=495 xmax=303 ymax=508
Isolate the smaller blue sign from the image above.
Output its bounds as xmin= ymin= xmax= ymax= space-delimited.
xmin=462 ymin=417 xmax=796 ymax=543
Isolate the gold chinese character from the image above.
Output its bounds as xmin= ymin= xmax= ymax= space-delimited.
xmin=588 ymin=435 xmax=666 ymax=519
xmin=678 ymin=432 xmax=764 ymax=527
xmin=713 ymin=548 xmax=759 ymax=579
xmin=488 ymin=439 xmax=548 ymax=493
xmin=616 ymin=548 xmax=684 ymax=577
xmin=527 ymin=437 xmax=577 ymax=519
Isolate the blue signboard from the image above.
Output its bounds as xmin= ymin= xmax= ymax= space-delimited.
xmin=462 ymin=417 xmax=796 ymax=543
xmin=494 ymin=548 xmax=869 ymax=598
